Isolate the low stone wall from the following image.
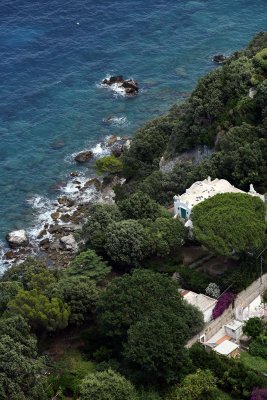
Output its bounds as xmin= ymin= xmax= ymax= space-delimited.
xmin=186 ymin=272 xmax=267 ymax=348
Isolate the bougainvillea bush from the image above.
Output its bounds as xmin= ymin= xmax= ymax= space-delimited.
xmin=251 ymin=388 xmax=267 ymax=400
xmin=212 ymin=292 xmax=235 ymax=320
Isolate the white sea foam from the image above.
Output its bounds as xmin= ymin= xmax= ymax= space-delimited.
xmin=26 ymin=195 xmax=55 ymax=240
xmin=91 ymin=141 xmax=110 ymax=158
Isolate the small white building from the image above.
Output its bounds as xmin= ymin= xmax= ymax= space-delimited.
xmin=180 ymin=289 xmax=217 ymax=323
xmin=225 ymin=320 xmax=243 ymax=340
xmin=173 ymin=177 xmax=264 ymax=226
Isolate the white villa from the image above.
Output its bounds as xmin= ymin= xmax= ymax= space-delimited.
xmin=173 ymin=177 xmax=264 ymax=227
xmin=180 ymin=289 xmax=217 ymax=323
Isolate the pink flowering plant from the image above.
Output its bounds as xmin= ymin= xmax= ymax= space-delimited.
xmin=212 ymin=292 xmax=235 ymax=320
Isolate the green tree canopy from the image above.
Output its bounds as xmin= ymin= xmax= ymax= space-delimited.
xmin=191 ymin=193 xmax=266 ymax=257
xmin=123 ymin=309 xmax=191 ymax=384
xmin=97 ymin=269 xmax=204 ymax=342
xmin=243 ymin=317 xmax=265 ymax=338
xmin=148 ymin=217 xmax=186 ymax=257
xmin=29 ymin=269 xmax=56 ymax=292
xmin=168 ymin=369 xmax=217 ymax=400
xmin=104 ymin=220 xmax=151 ymax=266
xmin=48 ymin=276 xmax=99 ymax=325
xmin=0 ymin=281 xmax=22 ymax=313
xmin=79 ymin=369 xmax=137 ymax=400
xmin=66 ymin=250 xmax=111 ymax=282
xmin=82 ymin=204 xmax=122 ymax=249
xmin=0 ymin=315 xmax=37 ymax=354
xmin=0 ymin=315 xmax=47 ymax=400
xmin=118 ymin=192 xmax=161 ymax=220
xmin=8 ymin=289 xmax=70 ymax=332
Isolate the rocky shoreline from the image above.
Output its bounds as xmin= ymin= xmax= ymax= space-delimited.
xmin=2 ymin=135 xmax=130 ymax=271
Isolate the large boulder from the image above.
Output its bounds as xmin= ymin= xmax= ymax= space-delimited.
xmin=59 ymin=234 xmax=78 ymax=253
xmin=6 ymin=230 xmax=28 ymax=248
xmin=74 ymin=150 xmax=93 ymax=163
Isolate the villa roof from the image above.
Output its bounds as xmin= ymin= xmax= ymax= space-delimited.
xmin=174 ymin=177 xmax=264 ymax=210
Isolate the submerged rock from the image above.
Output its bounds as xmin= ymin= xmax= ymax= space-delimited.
xmin=74 ymin=150 xmax=93 ymax=163
xmin=70 ymin=171 xmax=79 ymax=177
xmin=6 ymin=230 xmax=28 ymax=248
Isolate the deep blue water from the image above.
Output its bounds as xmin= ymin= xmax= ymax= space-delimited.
xmin=1 ymin=0 xmax=267 ymax=245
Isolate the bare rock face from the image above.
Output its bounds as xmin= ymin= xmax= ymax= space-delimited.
xmin=107 ymin=135 xmax=132 ymax=157
xmin=59 ymin=234 xmax=78 ymax=253
xmin=74 ymin=150 xmax=93 ymax=163
xmin=6 ymin=230 xmax=29 ymax=248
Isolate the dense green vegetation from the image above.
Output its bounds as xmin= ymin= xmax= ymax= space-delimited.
xmin=191 ymin=193 xmax=266 ymax=256
xmin=1 ymin=32 xmax=267 ymax=399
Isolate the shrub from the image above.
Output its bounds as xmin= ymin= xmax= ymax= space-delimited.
xmin=95 ymin=155 xmax=123 ymax=175
xmin=205 ymin=283 xmax=220 ymax=299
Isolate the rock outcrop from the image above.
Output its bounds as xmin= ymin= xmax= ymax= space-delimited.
xmin=59 ymin=234 xmax=78 ymax=253
xmin=107 ymin=135 xmax=132 ymax=157
xmin=102 ymin=75 xmax=139 ymax=95
xmin=74 ymin=150 xmax=93 ymax=163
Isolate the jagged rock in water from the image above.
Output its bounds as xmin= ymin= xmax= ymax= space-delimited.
xmin=102 ymin=76 xmax=139 ymax=95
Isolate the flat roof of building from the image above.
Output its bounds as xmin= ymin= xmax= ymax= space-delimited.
xmin=214 ymin=340 xmax=239 ymax=356
xmin=181 ymin=290 xmax=217 ymax=312
xmin=225 ymin=320 xmax=243 ymax=331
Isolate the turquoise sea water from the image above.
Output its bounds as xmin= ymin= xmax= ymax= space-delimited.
xmin=0 ymin=0 xmax=267 ymax=248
